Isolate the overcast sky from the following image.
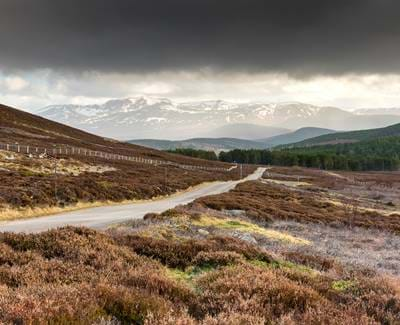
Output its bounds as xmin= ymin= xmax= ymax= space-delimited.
xmin=1 ymin=0 xmax=400 ymax=110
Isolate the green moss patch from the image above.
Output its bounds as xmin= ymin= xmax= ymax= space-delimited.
xmin=331 ymin=280 xmax=357 ymax=292
xmin=249 ymin=258 xmax=318 ymax=276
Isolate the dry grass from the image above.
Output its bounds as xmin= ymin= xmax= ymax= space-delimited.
xmin=192 ymin=215 xmax=310 ymax=245
xmin=268 ymin=220 xmax=400 ymax=276
xmin=0 ymin=150 xmax=116 ymax=176
xmin=0 ymin=202 xmax=102 ymax=222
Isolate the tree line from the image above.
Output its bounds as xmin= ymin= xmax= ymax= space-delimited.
xmin=168 ymin=136 xmax=400 ymax=171
xmin=220 ymin=137 xmax=400 ymax=171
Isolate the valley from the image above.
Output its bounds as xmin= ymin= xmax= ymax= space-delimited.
xmin=3 ymin=1 xmax=400 ymax=323
xmin=0 ymin=103 xmax=399 ymax=324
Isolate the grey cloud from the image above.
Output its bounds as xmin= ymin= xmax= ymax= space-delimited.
xmin=1 ymin=0 xmax=400 ymax=76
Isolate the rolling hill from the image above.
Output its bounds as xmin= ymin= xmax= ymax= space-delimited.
xmin=288 ymin=123 xmax=400 ymax=148
xmin=207 ymin=123 xmax=290 ymax=140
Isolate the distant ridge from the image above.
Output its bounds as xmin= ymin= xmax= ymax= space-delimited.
xmin=258 ymin=127 xmax=336 ymax=147
xmin=207 ymin=123 xmax=290 ymax=140
xmin=287 ymin=123 xmax=400 ymax=148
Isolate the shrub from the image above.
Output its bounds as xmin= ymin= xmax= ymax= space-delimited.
xmin=193 ymin=251 xmax=244 ymax=268
xmin=282 ymin=251 xmax=336 ymax=272
xmin=116 ymin=234 xmax=273 ymax=269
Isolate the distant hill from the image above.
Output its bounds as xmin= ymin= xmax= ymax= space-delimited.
xmin=258 ymin=127 xmax=336 ymax=147
xmin=288 ymin=123 xmax=400 ymax=148
xmin=207 ymin=123 xmax=290 ymax=140
xmin=128 ymin=137 xmax=267 ymax=152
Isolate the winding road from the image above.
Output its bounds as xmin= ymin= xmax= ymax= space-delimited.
xmin=0 ymin=168 xmax=266 ymax=233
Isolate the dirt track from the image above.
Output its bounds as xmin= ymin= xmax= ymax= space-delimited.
xmin=0 ymin=168 xmax=266 ymax=233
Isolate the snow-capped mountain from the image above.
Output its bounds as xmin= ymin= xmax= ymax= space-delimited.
xmin=36 ymin=96 xmax=400 ymax=140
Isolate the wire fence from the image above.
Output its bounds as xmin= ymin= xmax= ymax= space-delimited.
xmin=0 ymin=142 xmax=236 ymax=172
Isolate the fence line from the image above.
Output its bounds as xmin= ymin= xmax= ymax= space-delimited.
xmin=0 ymin=142 xmax=236 ymax=173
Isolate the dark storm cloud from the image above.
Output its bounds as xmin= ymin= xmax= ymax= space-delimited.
xmin=1 ymin=0 xmax=400 ymax=76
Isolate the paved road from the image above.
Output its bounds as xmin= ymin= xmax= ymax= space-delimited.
xmin=0 ymin=168 xmax=266 ymax=233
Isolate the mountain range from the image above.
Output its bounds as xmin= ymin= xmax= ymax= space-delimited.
xmin=37 ymin=96 xmax=400 ymax=140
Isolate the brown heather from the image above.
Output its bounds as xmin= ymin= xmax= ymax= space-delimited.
xmin=0 ymin=226 xmax=398 ymax=324
xmin=117 ymin=234 xmax=273 ymax=269
xmin=196 ymin=180 xmax=400 ymax=233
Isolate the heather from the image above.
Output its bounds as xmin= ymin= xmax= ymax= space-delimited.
xmin=0 ymin=225 xmax=397 ymax=324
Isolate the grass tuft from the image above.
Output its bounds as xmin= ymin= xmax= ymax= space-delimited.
xmin=193 ymin=215 xmax=310 ymax=245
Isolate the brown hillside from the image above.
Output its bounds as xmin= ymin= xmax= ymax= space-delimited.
xmin=0 ymin=103 xmax=229 ymax=167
